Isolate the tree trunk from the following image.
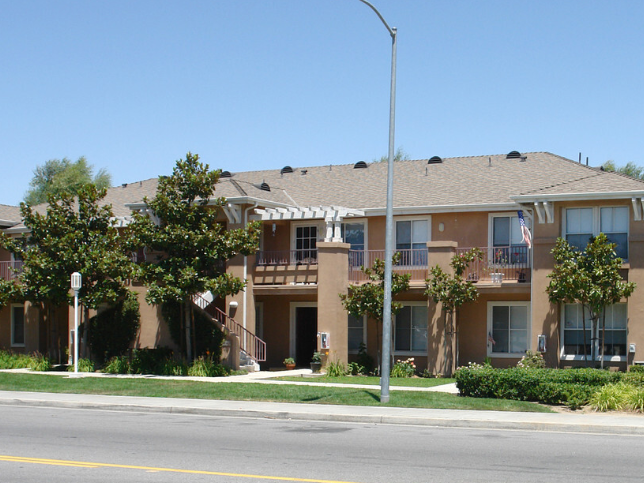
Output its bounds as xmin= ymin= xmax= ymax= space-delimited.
xmin=600 ymin=307 xmax=606 ymax=370
xmin=582 ymin=305 xmax=589 ymax=367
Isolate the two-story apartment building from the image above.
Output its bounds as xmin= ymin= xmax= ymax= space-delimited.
xmin=2 ymin=151 xmax=644 ymax=373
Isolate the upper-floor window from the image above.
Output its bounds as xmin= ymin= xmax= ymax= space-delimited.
xmin=490 ymin=214 xmax=530 ymax=264
xmin=395 ymin=218 xmax=429 ymax=265
xmin=341 ymin=222 xmax=365 ymax=251
xmin=295 ymin=225 xmax=318 ymax=262
xmin=564 ymin=207 xmax=628 ymax=259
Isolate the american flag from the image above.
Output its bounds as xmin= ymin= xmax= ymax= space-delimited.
xmin=517 ymin=210 xmax=532 ymax=248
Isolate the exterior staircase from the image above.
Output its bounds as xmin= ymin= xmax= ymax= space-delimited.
xmin=192 ymin=292 xmax=266 ymax=371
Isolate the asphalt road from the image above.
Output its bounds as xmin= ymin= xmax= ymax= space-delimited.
xmin=1 ymin=405 xmax=643 ymax=483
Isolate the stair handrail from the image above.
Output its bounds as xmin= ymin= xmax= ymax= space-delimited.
xmin=191 ymin=292 xmax=266 ymax=362
xmin=212 ymin=307 xmax=266 ymax=363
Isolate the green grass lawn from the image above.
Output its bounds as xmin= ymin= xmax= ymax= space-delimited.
xmin=274 ymin=375 xmax=456 ymax=387
xmin=0 ymin=372 xmax=552 ymax=413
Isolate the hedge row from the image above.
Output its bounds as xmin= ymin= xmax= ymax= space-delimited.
xmin=455 ymin=366 xmax=626 ymax=408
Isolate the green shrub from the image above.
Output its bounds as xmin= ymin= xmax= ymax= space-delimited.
xmin=130 ymin=347 xmax=175 ymax=375
xmin=67 ymin=358 xmax=95 ymax=372
xmin=589 ymin=383 xmax=632 ymax=411
xmin=0 ymin=350 xmax=33 ymax=369
xmin=89 ymin=294 xmax=140 ymax=364
xmin=629 ymin=365 xmax=644 ymax=373
xmin=356 ymin=343 xmax=375 ymax=375
xmin=517 ymin=350 xmax=545 ymax=369
xmin=626 ymin=386 xmax=644 ymax=412
xmin=391 ymin=358 xmax=416 ymax=378
xmin=188 ymin=356 xmax=230 ymax=377
xmin=455 ymin=365 xmax=621 ymax=408
xmin=103 ymin=356 xmax=130 ymax=374
xmin=347 ymin=362 xmax=366 ymax=376
xmin=28 ymin=353 xmax=52 ymax=372
xmin=326 ymin=360 xmax=347 ymax=377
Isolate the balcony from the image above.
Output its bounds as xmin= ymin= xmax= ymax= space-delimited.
xmin=347 ymin=246 xmax=531 ymax=284
xmin=456 ymin=245 xmax=530 ymax=283
xmin=254 ymin=250 xmax=318 ymax=286
xmin=0 ymin=261 xmax=23 ymax=282
xmin=349 ymin=249 xmax=429 ymax=283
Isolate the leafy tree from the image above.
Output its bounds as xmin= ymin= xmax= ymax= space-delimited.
xmin=128 ymin=153 xmax=260 ymax=362
xmin=0 ymin=185 xmax=135 ymax=362
xmin=340 ymin=253 xmax=410 ymax=369
xmin=88 ymin=293 xmax=140 ymax=364
xmin=372 ymin=147 xmax=410 ymax=164
xmin=24 ymin=157 xmax=111 ymax=205
xmin=601 ymin=160 xmax=644 ymax=180
xmin=425 ymin=248 xmax=483 ymax=375
xmin=547 ymin=234 xmax=636 ymax=368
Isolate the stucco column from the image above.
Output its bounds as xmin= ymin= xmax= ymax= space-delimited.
xmin=316 ymin=241 xmax=350 ymax=366
xmin=426 ymin=241 xmax=457 ymax=376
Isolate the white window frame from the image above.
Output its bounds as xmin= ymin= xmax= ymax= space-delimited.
xmin=393 ymin=301 xmax=428 ymax=356
xmin=11 ymin=303 xmax=25 ymax=347
xmin=341 ymin=219 xmax=368 ymax=251
xmin=291 ymin=221 xmax=323 ymax=263
xmin=562 ymin=206 xmax=629 ymax=260
xmin=394 ymin=216 xmax=431 ymax=267
xmin=486 ymin=301 xmax=531 ymax=358
xmin=348 ymin=314 xmax=367 ymax=354
xmin=560 ymin=303 xmax=628 ymax=362
xmin=487 ymin=212 xmax=530 ymax=267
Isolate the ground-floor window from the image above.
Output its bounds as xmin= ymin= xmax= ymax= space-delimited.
xmin=348 ymin=314 xmax=365 ymax=353
xmin=562 ymin=303 xmax=627 ymax=359
xmin=11 ymin=304 xmax=25 ymax=347
xmin=487 ymin=302 xmax=529 ymax=356
xmin=394 ymin=304 xmax=428 ymax=353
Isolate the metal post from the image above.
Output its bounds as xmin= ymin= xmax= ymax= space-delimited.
xmin=71 ymin=272 xmax=82 ymax=374
xmin=358 ymin=0 xmax=397 ymax=403
xmin=74 ymin=291 xmax=79 ymax=373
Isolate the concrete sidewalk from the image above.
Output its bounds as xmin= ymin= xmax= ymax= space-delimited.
xmin=1 ymin=388 xmax=644 ymax=435
xmin=2 ymin=369 xmax=644 ymax=435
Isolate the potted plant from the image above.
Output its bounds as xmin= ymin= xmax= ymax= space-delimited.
xmin=310 ymin=352 xmax=322 ymax=373
xmin=283 ymin=357 xmax=296 ymax=370
xmin=517 ymin=270 xmax=527 ymax=283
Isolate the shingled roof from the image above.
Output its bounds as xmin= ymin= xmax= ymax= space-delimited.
xmin=6 ymin=152 xmax=644 ymax=229
xmin=216 ymin=152 xmax=644 ymax=211
xmin=0 ymin=204 xmax=21 ymax=226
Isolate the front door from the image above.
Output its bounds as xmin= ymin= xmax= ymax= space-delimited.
xmin=295 ymin=306 xmax=317 ymax=367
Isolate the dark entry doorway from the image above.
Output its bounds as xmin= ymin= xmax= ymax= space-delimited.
xmin=295 ymin=306 xmax=317 ymax=366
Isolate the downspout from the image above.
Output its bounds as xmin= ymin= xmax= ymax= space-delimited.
xmin=243 ymin=203 xmax=259 ymax=331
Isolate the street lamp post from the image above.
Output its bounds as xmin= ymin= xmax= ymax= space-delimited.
xmin=70 ymin=272 xmax=82 ymax=373
xmin=358 ymin=0 xmax=397 ymax=403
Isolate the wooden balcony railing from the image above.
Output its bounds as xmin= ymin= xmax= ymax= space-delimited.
xmin=256 ymin=249 xmax=318 ymax=266
xmin=0 ymin=261 xmax=23 ymax=282
xmin=349 ymin=249 xmax=428 ymax=283
xmin=456 ymin=245 xmax=530 ymax=282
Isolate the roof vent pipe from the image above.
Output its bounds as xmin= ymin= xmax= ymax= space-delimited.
xmin=488 ymin=157 xmax=492 ymax=167
xmin=586 ymin=157 xmax=589 ymax=166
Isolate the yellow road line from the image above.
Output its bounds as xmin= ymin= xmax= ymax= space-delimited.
xmin=0 ymin=455 xmax=361 ymax=483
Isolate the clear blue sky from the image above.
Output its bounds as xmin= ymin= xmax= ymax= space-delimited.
xmin=2 ymin=0 xmax=643 ymax=206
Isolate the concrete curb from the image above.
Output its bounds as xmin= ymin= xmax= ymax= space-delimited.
xmin=2 ymin=391 xmax=644 ymax=435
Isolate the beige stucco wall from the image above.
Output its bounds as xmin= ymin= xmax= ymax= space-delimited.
xmin=317 ymin=242 xmax=350 ymax=366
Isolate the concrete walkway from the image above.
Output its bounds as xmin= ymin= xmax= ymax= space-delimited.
xmin=1 ymin=369 xmax=643 ymax=435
